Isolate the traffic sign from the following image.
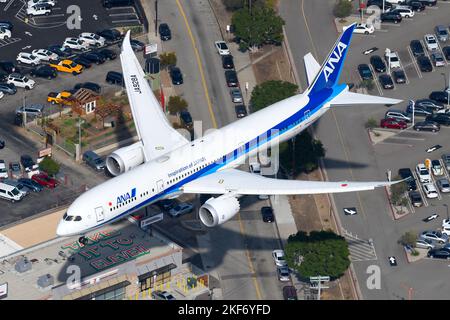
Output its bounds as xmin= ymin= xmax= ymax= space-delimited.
xmin=388 ymin=256 xmax=397 ymax=266
xmin=344 ymin=207 xmax=357 ymax=216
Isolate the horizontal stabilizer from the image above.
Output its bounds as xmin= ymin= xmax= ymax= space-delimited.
xmin=182 ymin=169 xmax=400 ymax=195
xmin=303 ymin=53 xmax=321 ymax=86
xmin=331 ymin=91 xmax=402 ymax=106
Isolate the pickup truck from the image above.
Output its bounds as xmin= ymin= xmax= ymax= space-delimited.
xmin=49 ymin=59 xmax=83 ymax=75
xmin=47 ymin=91 xmax=72 ymax=105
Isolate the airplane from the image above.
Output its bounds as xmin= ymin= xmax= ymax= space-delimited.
xmin=56 ymin=24 xmax=403 ymax=243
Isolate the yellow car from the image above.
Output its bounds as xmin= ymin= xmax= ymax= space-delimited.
xmin=49 ymin=60 xmax=83 ymax=75
xmin=47 ymin=91 xmax=72 ymax=105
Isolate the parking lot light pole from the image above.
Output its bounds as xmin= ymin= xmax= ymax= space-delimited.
xmin=409 ymin=100 xmax=415 ymax=128
xmin=444 ymin=204 xmax=449 ymax=220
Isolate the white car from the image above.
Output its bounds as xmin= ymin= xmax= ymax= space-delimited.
xmin=352 ymin=23 xmax=375 ymax=35
xmin=168 ymin=202 xmax=193 ymax=217
xmin=78 ymin=32 xmax=105 ymax=47
xmin=0 ymin=160 xmax=8 ymax=179
xmin=385 ymin=51 xmax=401 ymax=69
xmin=422 ymin=183 xmax=438 ymax=199
xmin=424 ymin=34 xmax=439 ymax=51
xmin=386 ymin=0 xmax=405 ymax=3
xmin=416 ymin=163 xmax=431 ymax=183
xmin=0 ymin=91 xmax=4 ymax=100
xmin=31 ymin=49 xmax=58 ymax=62
xmin=7 ymin=73 xmax=35 ymax=90
xmin=215 ymin=41 xmax=230 ymax=55
xmin=27 ymin=0 xmax=55 ymax=7
xmin=0 ymin=27 xmax=11 ymax=40
xmin=16 ymin=52 xmax=41 ymax=66
xmin=431 ymin=160 xmax=444 ymax=176
xmin=63 ymin=37 xmax=89 ymax=51
xmin=442 ymin=219 xmax=450 ymax=236
xmin=390 ymin=7 xmax=414 ymax=18
xmin=272 ymin=249 xmax=287 ymax=267
xmin=420 ymin=230 xmax=448 ymax=244
xmin=26 ymin=3 xmax=51 ymax=17
xmin=277 ymin=266 xmax=290 ymax=282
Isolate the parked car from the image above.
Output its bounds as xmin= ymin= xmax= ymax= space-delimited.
xmin=47 ymin=44 xmax=73 ymax=58
xmin=424 ymin=34 xmax=439 ymax=51
xmin=97 ymin=48 xmax=117 ymax=60
xmin=78 ymin=32 xmax=105 ymax=47
xmin=0 ymin=21 xmax=13 ymax=31
xmin=29 ymin=65 xmax=57 ymax=79
xmin=406 ymin=104 xmax=433 ymax=117
xmin=357 ymin=63 xmax=373 ymax=80
xmin=15 ymin=104 xmax=44 ymax=116
xmin=420 ymin=230 xmax=448 ymax=244
xmin=261 ymin=206 xmax=275 ymax=223
xmin=31 ymin=173 xmax=58 ymax=189
xmin=215 ymin=41 xmax=230 ymax=55
xmin=20 ymin=155 xmax=35 ymax=170
xmin=385 ymin=51 xmax=401 ymax=69
xmin=235 ymin=104 xmax=247 ymax=118
xmin=18 ymin=178 xmax=43 ymax=192
xmin=157 ymin=199 xmax=176 ymax=211
xmin=379 ymin=74 xmax=394 ymax=89
xmin=417 ymin=56 xmax=433 ymax=72
xmin=392 ymin=69 xmax=406 ymax=84
xmin=410 ymin=40 xmax=425 ymax=57
xmin=413 ymin=121 xmax=440 ymax=132
xmin=26 ymin=3 xmax=52 ymax=17
xmin=7 ymin=73 xmax=35 ymax=90
xmin=370 ymin=55 xmax=386 ymax=73
xmin=151 ymin=290 xmax=176 ymax=300
xmin=222 ymin=55 xmax=234 ymax=69
xmin=426 ymin=114 xmax=450 ymax=126
xmin=0 ymin=61 xmax=17 ymax=73
xmin=404 ymin=0 xmax=426 ymax=11
xmin=431 ymin=159 xmax=444 ymax=176
xmin=283 ymin=286 xmax=298 ymax=300
xmin=431 ymin=52 xmax=445 ymax=67
xmin=230 ymin=88 xmax=243 ymax=103
xmin=179 ymin=110 xmax=193 ymax=128
xmin=435 ymin=25 xmax=449 ymax=42
xmin=105 ymin=71 xmax=123 ymax=86
xmin=429 ymin=91 xmax=449 ymax=104
xmin=367 ymin=0 xmax=393 ymax=9
xmin=385 ymin=110 xmax=411 ymax=122
xmin=2 ymin=179 xmax=29 ymax=196
xmin=0 ymin=83 xmax=17 ymax=95
xmin=96 ymin=28 xmax=122 ymax=42
xmin=443 ymin=46 xmax=450 ymax=61
xmin=129 ymin=39 xmax=145 ymax=51
xmin=168 ymin=202 xmax=193 ymax=217
xmin=272 ymin=249 xmax=287 ymax=266
xmin=415 ymin=99 xmax=443 ymax=111
xmin=389 ymin=7 xmax=414 ymax=18
xmin=169 ymin=66 xmax=183 ymax=85
xmin=352 ymin=23 xmax=375 ymax=34
xmin=9 ymin=162 xmax=21 ymax=179
xmin=436 ymin=178 xmax=450 ymax=193
xmin=82 ymin=150 xmax=105 ymax=171
xmin=415 ymin=238 xmax=435 ymax=250
xmin=72 ymin=56 xmax=92 ymax=69
xmin=80 ymin=52 xmax=106 ymax=65
xmin=74 ymin=82 xmax=101 ymax=94
xmin=422 ymin=183 xmax=438 ymax=199
xmin=224 ymin=70 xmax=238 ymax=87
xmin=63 ymin=37 xmax=89 ymax=51
xmin=380 ymin=12 xmax=402 ymax=23
xmin=427 ymin=248 xmax=450 ymax=259
xmin=416 ymin=163 xmax=431 ymax=183
xmin=417 ymin=0 xmax=437 ymax=6
xmin=0 ymin=160 xmax=8 ymax=179
xmin=380 ymin=118 xmax=407 ymax=129
xmin=158 ymin=23 xmax=172 ymax=41
xmin=31 ymin=49 xmax=58 ymax=62
xmin=277 ymin=266 xmax=290 ymax=282
xmin=16 ymin=52 xmax=40 ymax=66
xmin=409 ymin=191 xmax=423 ymax=207
xmin=398 ymin=168 xmax=417 ymax=191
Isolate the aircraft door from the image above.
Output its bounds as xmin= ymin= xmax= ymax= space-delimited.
xmin=95 ymin=206 xmax=105 ymax=222
xmin=156 ymin=179 xmax=164 ymax=192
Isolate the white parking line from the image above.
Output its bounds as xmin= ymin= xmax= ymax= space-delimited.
xmin=368 ymin=64 xmax=383 ymax=96
xmin=413 ymin=171 xmax=429 ymax=207
xmin=430 ymin=174 xmax=442 ymax=200
xmin=395 ymin=53 xmax=410 ymax=85
xmin=407 ymin=46 xmax=423 ymax=79
xmin=436 ymin=41 xmax=449 ymax=67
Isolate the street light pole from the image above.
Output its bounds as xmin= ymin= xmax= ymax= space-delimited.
xmin=155 ymin=0 xmax=158 ymax=37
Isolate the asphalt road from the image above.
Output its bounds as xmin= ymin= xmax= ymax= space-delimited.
xmin=281 ymin=0 xmax=450 ymax=300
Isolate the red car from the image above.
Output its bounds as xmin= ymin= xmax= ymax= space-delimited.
xmin=380 ymin=118 xmax=407 ymax=130
xmin=32 ymin=173 xmax=58 ymax=189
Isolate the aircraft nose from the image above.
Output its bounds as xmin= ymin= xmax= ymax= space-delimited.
xmin=56 ymin=220 xmax=68 ymax=237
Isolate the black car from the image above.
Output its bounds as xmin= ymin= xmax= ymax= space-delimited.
xmin=406 ymin=104 xmax=432 ymax=117
xmin=18 ymin=178 xmax=43 ymax=192
xmin=157 ymin=199 xmax=175 ymax=211
xmin=222 ymin=55 xmax=234 ymax=69
xmin=415 ymin=99 xmax=444 ymax=111
xmin=380 ymin=12 xmax=402 ymax=24
xmin=130 ymin=39 xmax=145 ymax=51
xmin=96 ymin=28 xmax=122 ymax=42
xmin=159 ymin=23 xmax=172 ymax=41
xmin=417 ymin=56 xmax=432 ymax=72
xmin=370 ymin=55 xmax=386 ymax=73
xmin=261 ymin=206 xmax=274 ymax=223
xmin=358 ymin=63 xmax=373 ymax=80
xmin=97 ymin=48 xmax=117 ymax=60
xmin=392 ymin=69 xmax=406 ymax=84
xmin=409 ymin=191 xmax=423 ymax=207
xmin=20 ymin=155 xmax=35 ymax=170
xmin=442 ymin=46 xmax=450 ymax=61
xmin=30 ymin=65 xmax=57 ymax=79
xmin=225 ymin=70 xmax=239 ymax=87
xmin=413 ymin=120 xmax=440 ymax=132
xmin=0 ymin=71 xmax=7 ymax=82
xmin=106 ymin=71 xmax=124 ymax=86
xmin=0 ymin=21 xmax=13 ymax=30
xmin=399 ymin=168 xmax=417 ymax=191
xmin=367 ymin=0 xmax=393 ymax=9
xmin=180 ymin=110 xmax=193 ymax=128
xmin=410 ymin=40 xmax=424 ymax=57
xmin=426 ymin=114 xmax=450 ymax=126
xmin=0 ymin=140 xmax=4 ymax=149
xmin=74 ymin=82 xmax=101 ymax=94
xmin=235 ymin=104 xmax=247 ymax=118
xmin=428 ymin=248 xmax=450 ymax=259
xmin=72 ymin=56 xmax=92 ymax=69
xmin=429 ymin=91 xmax=449 ymax=104
xmin=0 ymin=61 xmax=17 ymax=73
xmin=404 ymin=0 xmax=426 ymax=11
xmin=47 ymin=45 xmax=73 ymax=58
xmin=0 ymin=83 xmax=17 ymax=95
xmin=417 ymin=0 xmax=437 ymax=6
xmin=379 ymin=74 xmax=394 ymax=89
xmin=13 ymin=113 xmax=23 ymax=126
xmin=80 ymin=52 xmax=105 ymax=65
xmin=169 ymin=66 xmax=183 ymax=85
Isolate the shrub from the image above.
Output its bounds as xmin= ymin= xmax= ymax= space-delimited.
xmin=38 ymin=157 xmax=60 ymax=176
xmin=333 ymin=0 xmax=353 ymax=19
xmin=159 ymin=52 xmax=177 ymax=69
xmin=167 ymin=96 xmax=188 ymax=115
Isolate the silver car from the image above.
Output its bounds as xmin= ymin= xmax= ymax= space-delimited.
xmin=230 ymin=88 xmax=243 ymax=103
xmin=416 ymin=239 xmax=435 ymax=250
xmin=437 ymin=178 xmax=450 ymax=193
xmin=168 ymin=202 xmax=193 ymax=217
xmin=277 ymin=266 xmax=290 ymax=282
xmin=435 ymin=25 xmax=449 ymax=42
xmin=442 ymin=154 xmax=450 ymax=171
xmin=420 ymin=230 xmax=448 ymax=244
xmin=431 ymin=52 xmax=445 ymax=67
xmin=2 ymin=178 xmax=29 ymax=196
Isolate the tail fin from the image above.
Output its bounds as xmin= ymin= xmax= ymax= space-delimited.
xmin=307 ymin=23 xmax=356 ymax=95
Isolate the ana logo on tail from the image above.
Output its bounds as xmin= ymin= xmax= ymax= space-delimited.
xmin=323 ymin=41 xmax=348 ymax=82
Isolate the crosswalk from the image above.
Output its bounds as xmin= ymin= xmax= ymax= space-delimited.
xmin=343 ymin=230 xmax=378 ymax=262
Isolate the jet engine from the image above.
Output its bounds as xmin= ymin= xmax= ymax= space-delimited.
xmin=199 ymin=195 xmax=240 ymax=227
xmin=106 ymin=141 xmax=145 ymax=176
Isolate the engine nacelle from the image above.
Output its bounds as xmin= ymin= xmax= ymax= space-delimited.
xmin=106 ymin=141 xmax=145 ymax=176
xmin=199 ymin=195 xmax=240 ymax=227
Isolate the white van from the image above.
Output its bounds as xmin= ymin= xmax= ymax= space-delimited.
xmin=0 ymin=182 xmax=24 ymax=202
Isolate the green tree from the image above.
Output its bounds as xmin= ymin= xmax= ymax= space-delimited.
xmin=159 ymin=52 xmax=177 ymax=69
xmin=365 ymin=117 xmax=378 ymax=130
xmin=285 ymin=230 xmax=351 ymax=280
xmin=360 ymin=79 xmax=375 ymax=91
xmin=390 ymin=175 xmax=408 ymax=206
xmin=222 ymin=0 xmax=267 ymax=11
xmin=398 ymin=231 xmax=417 ymax=247
xmin=232 ymin=7 xmax=285 ymax=51
xmin=250 ymin=80 xmax=298 ymax=112
xmin=333 ymin=0 xmax=353 ymax=19
xmin=38 ymin=157 xmax=60 ymax=176
xmin=167 ymin=96 xmax=188 ymax=115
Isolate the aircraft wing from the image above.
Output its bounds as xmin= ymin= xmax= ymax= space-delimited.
xmin=182 ymin=169 xmax=399 ymax=195
xmin=331 ymin=91 xmax=402 ymax=106
xmin=120 ymin=31 xmax=189 ymax=161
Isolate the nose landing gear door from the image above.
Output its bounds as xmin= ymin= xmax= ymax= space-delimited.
xmin=95 ymin=206 xmax=104 ymax=222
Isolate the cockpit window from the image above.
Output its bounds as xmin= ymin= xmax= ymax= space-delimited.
xmin=65 ymin=215 xmax=74 ymax=221
xmin=63 ymin=212 xmax=68 ymax=220
xmin=74 ymin=216 xmax=82 ymax=221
